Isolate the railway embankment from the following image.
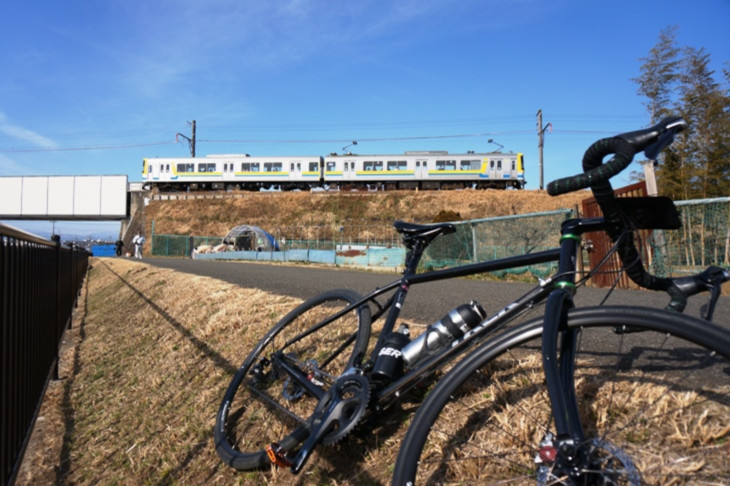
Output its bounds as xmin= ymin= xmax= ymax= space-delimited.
xmin=141 ymin=189 xmax=590 ymax=240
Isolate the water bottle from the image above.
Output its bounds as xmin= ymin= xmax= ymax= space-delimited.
xmin=371 ymin=323 xmax=411 ymax=384
xmin=401 ymin=301 xmax=486 ymax=368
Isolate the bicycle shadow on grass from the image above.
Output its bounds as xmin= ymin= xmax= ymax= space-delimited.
xmin=99 ymin=260 xmax=398 ymax=484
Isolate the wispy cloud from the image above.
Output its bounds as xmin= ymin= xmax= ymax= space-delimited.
xmin=0 ymin=112 xmax=58 ymax=149
xmin=0 ymin=154 xmax=38 ymax=175
xmin=109 ymin=0 xmax=470 ymax=96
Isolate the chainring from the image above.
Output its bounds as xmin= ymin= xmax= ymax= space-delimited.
xmin=317 ymin=373 xmax=370 ymax=445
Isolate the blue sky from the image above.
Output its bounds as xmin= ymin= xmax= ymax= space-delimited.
xmin=1 ymin=0 xmax=728 ymax=239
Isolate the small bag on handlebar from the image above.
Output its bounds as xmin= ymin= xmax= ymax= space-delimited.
xmin=616 ymin=197 xmax=681 ymax=230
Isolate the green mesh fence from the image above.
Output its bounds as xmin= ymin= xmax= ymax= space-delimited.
xmin=149 ymin=198 xmax=727 ymax=278
xmin=648 ymin=197 xmax=730 ymax=276
xmin=151 ymin=234 xmax=221 ymax=257
xmin=420 ymin=209 xmax=575 ymax=278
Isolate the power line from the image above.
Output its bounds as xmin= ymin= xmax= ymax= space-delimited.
xmin=0 ymin=140 xmax=176 ymax=153
xmin=197 ymin=130 xmax=533 ymax=145
xmin=0 ymin=128 xmax=616 ymax=154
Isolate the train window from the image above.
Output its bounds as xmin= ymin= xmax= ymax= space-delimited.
xmin=177 ymin=163 xmax=194 ymax=173
xmin=497 ymin=160 xmax=502 ymax=170
xmin=242 ymin=163 xmax=260 ymax=172
xmin=490 ymin=160 xmax=495 ymax=169
xmin=350 ymin=162 xmax=355 ymax=170
xmin=297 ymin=163 xmax=301 ymax=171
xmin=363 ymin=161 xmax=383 ymax=171
xmin=327 ymin=161 xmax=337 ymax=172
xmin=309 ymin=162 xmax=319 ymax=172
xmin=198 ymin=163 xmax=216 ymax=172
xmin=511 ymin=160 xmax=516 ymax=171
xmin=166 ymin=164 xmax=170 ymax=172
xmin=264 ymin=162 xmax=282 ymax=172
xmin=460 ymin=159 xmax=480 ymax=170
xmin=436 ymin=160 xmax=456 ymax=171
xmin=387 ymin=160 xmax=407 ymax=171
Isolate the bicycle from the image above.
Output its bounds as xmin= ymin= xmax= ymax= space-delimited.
xmin=214 ymin=116 xmax=730 ymax=484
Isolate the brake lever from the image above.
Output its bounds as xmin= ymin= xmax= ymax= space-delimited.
xmin=644 ymin=130 xmax=676 ymax=160
xmin=700 ymin=268 xmax=728 ymax=321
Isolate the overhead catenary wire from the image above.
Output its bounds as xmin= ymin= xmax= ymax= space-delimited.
xmin=0 ymin=129 xmax=619 ymax=153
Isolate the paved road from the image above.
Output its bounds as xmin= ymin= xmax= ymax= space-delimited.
xmin=142 ymin=258 xmax=730 ymax=328
xmin=141 ymin=258 xmax=730 ymax=386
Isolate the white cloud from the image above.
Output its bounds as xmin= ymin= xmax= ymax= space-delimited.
xmin=0 ymin=154 xmax=37 ymax=175
xmin=0 ymin=112 xmax=58 ymax=149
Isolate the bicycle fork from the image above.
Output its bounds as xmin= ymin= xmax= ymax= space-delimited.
xmin=538 ymin=218 xmax=599 ymax=474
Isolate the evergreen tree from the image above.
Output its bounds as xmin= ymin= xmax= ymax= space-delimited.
xmin=678 ymin=47 xmax=730 ymax=198
xmin=633 ymin=26 xmax=680 ymax=123
xmin=635 ymin=27 xmax=730 ymax=199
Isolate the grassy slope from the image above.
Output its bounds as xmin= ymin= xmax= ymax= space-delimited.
xmin=143 ymin=190 xmax=591 ymax=238
xmin=17 ymin=258 xmax=417 ymax=485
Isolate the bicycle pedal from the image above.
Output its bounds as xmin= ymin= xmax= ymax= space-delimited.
xmin=266 ymin=442 xmax=293 ymax=469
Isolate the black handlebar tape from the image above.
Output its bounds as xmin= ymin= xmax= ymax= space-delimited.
xmin=547 ymin=137 xmax=634 ymax=196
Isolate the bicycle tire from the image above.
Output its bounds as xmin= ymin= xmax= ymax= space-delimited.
xmin=393 ymin=306 xmax=730 ymax=485
xmin=215 ymin=288 xmax=372 ymax=470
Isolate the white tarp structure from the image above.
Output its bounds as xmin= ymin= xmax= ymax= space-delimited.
xmin=222 ymin=225 xmax=280 ymax=251
xmin=0 ymin=175 xmax=128 ymax=220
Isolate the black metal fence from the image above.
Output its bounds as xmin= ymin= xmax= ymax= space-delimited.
xmin=1 ymin=223 xmax=90 ymax=486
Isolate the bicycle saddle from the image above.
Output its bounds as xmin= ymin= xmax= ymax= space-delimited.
xmin=394 ymin=221 xmax=456 ymax=247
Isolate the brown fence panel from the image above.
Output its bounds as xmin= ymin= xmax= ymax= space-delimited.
xmin=581 ymin=181 xmax=650 ymax=288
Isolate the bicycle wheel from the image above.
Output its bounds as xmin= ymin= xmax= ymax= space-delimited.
xmin=215 ymin=288 xmax=372 ymax=470
xmin=393 ymin=306 xmax=730 ymax=485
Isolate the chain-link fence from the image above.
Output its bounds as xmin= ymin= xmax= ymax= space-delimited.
xmin=150 ymin=197 xmax=729 ymax=279
xmin=649 ymin=197 xmax=730 ymax=276
xmin=150 ymin=209 xmax=574 ymax=278
xmin=420 ymin=209 xmax=574 ymax=277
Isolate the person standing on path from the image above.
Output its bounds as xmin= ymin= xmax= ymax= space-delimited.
xmin=132 ymin=231 xmax=146 ymax=259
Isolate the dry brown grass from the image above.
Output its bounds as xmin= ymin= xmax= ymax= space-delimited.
xmin=412 ymin=352 xmax=729 ymax=484
xmin=143 ymin=189 xmax=591 ymax=238
xmin=16 ymin=257 xmax=414 ymax=485
xmin=16 ymin=256 xmax=728 ymax=485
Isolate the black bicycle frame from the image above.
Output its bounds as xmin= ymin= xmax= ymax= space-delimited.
xmin=276 ymin=216 xmax=608 ymax=432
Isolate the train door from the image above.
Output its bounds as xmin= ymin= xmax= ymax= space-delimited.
xmin=415 ymin=159 xmax=428 ymax=180
xmin=152 ymin=161 xmax=161 ymax=179
xmin=489 ymin=158 xmax=501 ymax=179
xmin=290 ymin=161 xmax=300 ymax=182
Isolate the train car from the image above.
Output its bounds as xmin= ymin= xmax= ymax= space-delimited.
xmin=142 ymin=151 xmax=524 ymax=191
xmin=322 ymin=151 xmax=524 ymax=190
xmin=142 ymin=155 xmax=323 ymax=191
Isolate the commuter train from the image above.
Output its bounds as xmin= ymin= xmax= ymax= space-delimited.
xmin=141 ymin=151 xmax=525 ymax=191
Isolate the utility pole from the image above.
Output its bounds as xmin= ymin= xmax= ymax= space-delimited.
xmin=176 ymin=120 xmax=197 ymax=157
xmin=536 ymin=110 xmax=552 ymax=190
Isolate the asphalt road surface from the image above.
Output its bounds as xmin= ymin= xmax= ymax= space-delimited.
xmin=141 ymin=258 xmax=730 ymax=386
xmin=142 ymin=258 xmax=730 ymax=329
